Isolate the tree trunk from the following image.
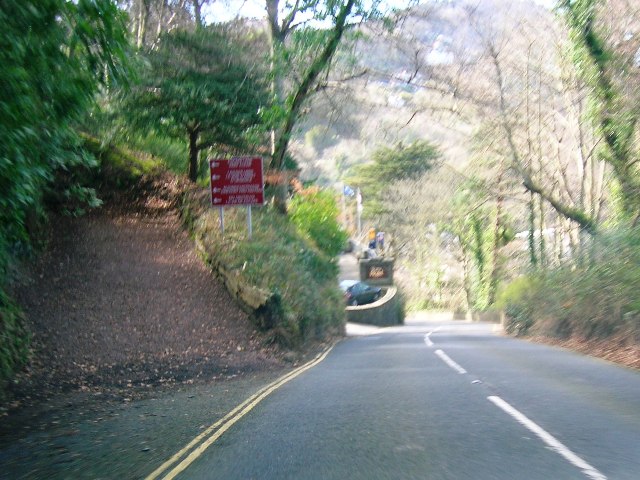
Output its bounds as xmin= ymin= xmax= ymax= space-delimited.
xmin=523 ymin=174 xmax=597 ymax=235
xmin=538 ymin=192 xmax=546 ymax=268
xmin=488 ymin=193 xmax=503 ymax=306
xmin=192 ymin=0 xmax=203 ymax=30
xmin=155 ymin=0 xmax=167 ymax=42
xmin=270 ymin=0 xmax=357 ymax=212
xmin=461 ymin=246 xmax=473 ymax=312
xmin=266 ymin=0 xmax=287 ymax=212
xmin=528 ymin=191 xmax=537 ymax=267
xmin=136 ymin=0 xmax=151 ymax=49
xmin=489 ymin=40 xmax=598 ymax=235
xmin=188 ymin=128 xmax=200 ymax=182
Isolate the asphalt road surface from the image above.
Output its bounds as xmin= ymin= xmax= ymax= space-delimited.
xmin=153 ymin=317 xmax=640 ymax=480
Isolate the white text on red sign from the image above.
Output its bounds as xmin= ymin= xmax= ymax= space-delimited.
xmin=209 ymin=157 xmax=264 ymax=207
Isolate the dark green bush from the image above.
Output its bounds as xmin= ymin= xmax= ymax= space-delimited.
xmin=0 ymin=0 xmax=128 ymax=392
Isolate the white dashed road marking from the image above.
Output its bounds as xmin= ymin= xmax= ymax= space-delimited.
xmin=422 ymin=330 xmax=608 ymax=480
xmin=434 ymin=349 xmax=468 ymax=374
xmin=424 ymin=327 xmax=440 ymax=348
xmin=488 ymin=396 xmax=607 ymax=480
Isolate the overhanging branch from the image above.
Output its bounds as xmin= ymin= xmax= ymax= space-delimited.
xmin=522 ymin=174 xmax=598 ymax=235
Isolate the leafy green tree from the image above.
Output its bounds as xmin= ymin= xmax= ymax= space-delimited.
xmin=289 ymin=188 xmax=348 ymax=258
xmin=265 ymin=0 xmax=386 ymax=211
xmin=1 ymin=0 xmax=128 ymax=255
xmin=348 ymin=140 xmax=440 ymax=215
xmin=269 ymin=0 xmax=357 ymax=168
xmin=121 ymin=27 xmax=270 ymax=182
xmin=1 ymin=0 xmax=129 ymax=386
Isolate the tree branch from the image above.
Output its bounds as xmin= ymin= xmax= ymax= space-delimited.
xmin=522 ymin=173 xmax=598 ymax=235
xmin=272 ymin=0 xmax=357 ymax=171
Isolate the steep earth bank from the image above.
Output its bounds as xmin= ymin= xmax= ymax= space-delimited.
xmin=2 ymin=176 xmax=288 ymax=437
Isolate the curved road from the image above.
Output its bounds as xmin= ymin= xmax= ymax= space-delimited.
xmin=154 ymin=317 xmax=640 ymax=480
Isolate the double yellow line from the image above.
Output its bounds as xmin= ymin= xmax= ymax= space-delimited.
xmin=145 ymin=345 xmax=335 ymax=480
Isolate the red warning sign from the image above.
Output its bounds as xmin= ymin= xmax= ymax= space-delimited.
xmin=209 ymin=157 xmax=264 ymax=206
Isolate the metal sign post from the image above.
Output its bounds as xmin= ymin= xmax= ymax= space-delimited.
xmin=247 ymin=206 xmax=252 ymax=240
xmin=356 ymin=188 xmax=363 ymax=239
xmin=209 ymin=157 xmax=264 ymax=239
xmin=341 ymin=183 xmax=347 ymax=229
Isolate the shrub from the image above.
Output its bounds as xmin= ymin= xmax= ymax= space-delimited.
xmin=289 ymin=188 xmax=349 ymax=258
xmin=395 ymin=287 xmax=407 ymax=324
xmin=498 ymin=228 xmax=640 ymax=341
xmin=0 ymin=291 xmax=30 ymax=397
xmin=496 ymin=275 xmax=541 ymax=336
xmin=187 ymin=197 xmax=346 ymax=346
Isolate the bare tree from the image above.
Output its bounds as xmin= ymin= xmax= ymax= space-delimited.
xmin=121 ymin=0 xmax=195 ymax=48
xmin=450 ymin=4 xmax=609 ymax=244
xmin=560 ymin=0 xmax=640 ymax=225
xmin=372 ymin=1 xmax=613 ymax=307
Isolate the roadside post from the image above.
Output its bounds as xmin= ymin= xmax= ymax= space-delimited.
xmin=209 ymin=157 xmax=264 ymax=239
xmin=356 ymin=188 xmax=363 ymax=238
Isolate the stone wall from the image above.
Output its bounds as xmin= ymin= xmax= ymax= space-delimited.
xmin=346 ymin=287 xmax=402 ymax=326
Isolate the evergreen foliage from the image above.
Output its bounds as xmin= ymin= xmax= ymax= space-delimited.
xmin=348 ymin=140 xmax=440 ymax=215
xmin=120 ymin=27 xmax=270 ymax=181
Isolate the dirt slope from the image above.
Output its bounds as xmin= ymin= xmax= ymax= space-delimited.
xmin=4 ymin=176 xmax=284 ymax=426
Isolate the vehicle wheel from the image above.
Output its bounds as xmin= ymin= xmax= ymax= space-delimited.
xmin=349 ymin=299 xmax=358 ymax=306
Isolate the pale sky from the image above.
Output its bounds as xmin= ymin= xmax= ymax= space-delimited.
xmin=204 ymin=0 xmax=557 ymax=25
xmin=204 ymin=0 xmax=426 ymax=25
xmin=204 ymin=0 xmax=264 ymax=24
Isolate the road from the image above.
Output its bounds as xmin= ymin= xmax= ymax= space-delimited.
xmin=149 ymin=316 xmax=640 ymax=480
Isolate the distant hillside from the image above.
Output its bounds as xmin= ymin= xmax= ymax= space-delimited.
xmin=290 ymin=0 xmax=553 ymax=184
